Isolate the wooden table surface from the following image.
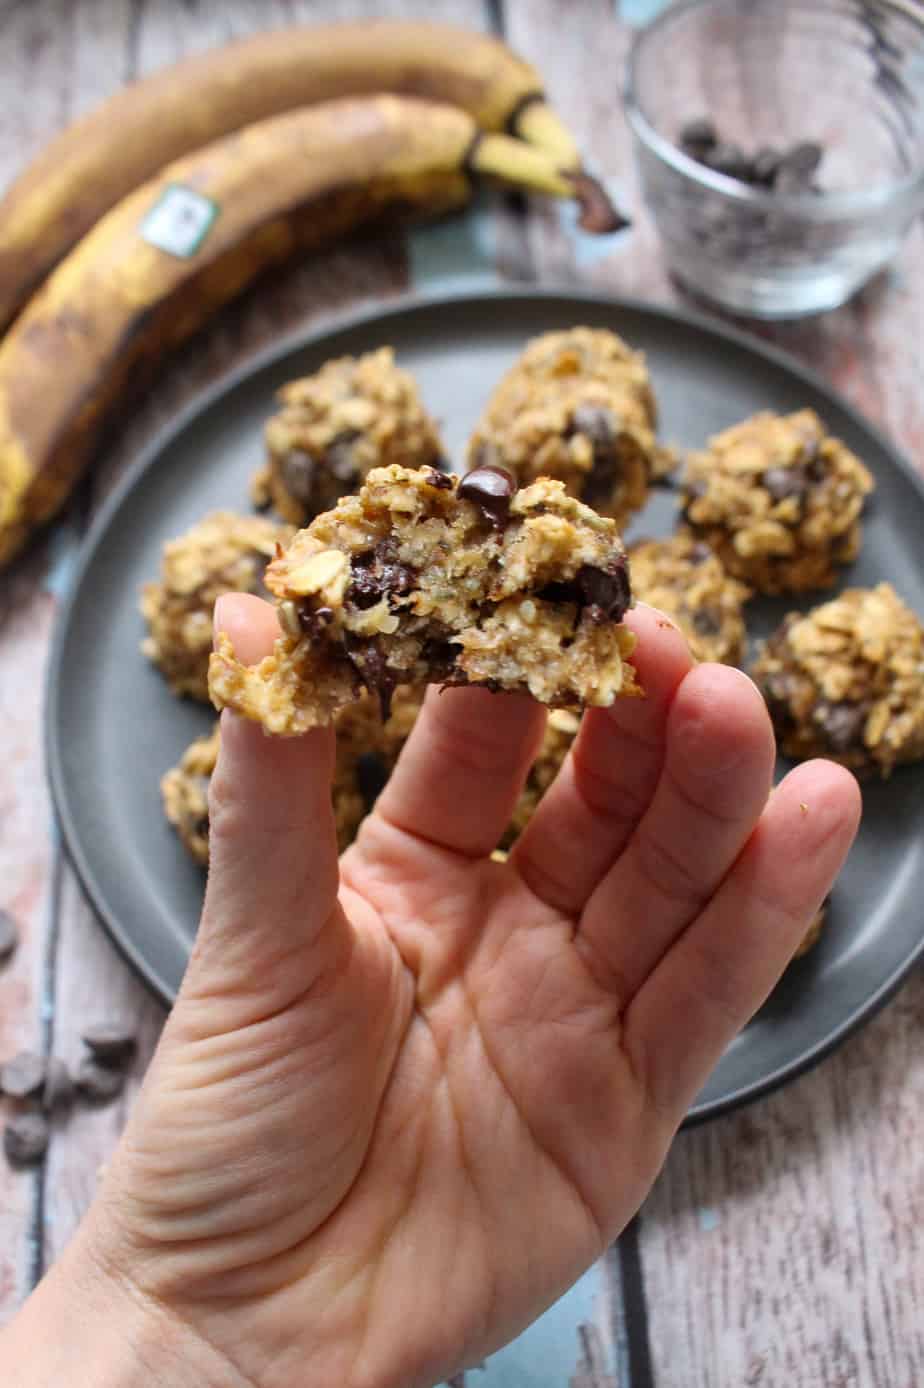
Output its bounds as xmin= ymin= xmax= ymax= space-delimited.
xmin=2 ymin=2 xmax=923 ymax=1385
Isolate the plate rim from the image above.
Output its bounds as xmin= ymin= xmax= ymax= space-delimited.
xmin=44 ymin=284 xmax=924 ymax=1123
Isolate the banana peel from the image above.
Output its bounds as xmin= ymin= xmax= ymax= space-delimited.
xmin=0 ymin=20 xmax=596 ymax=331
xmin=0 ymin=95 xmax=613 ymax=569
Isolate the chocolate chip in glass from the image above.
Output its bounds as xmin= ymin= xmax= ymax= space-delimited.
xmin=679 ymin=116 xmax=717 ymax=158
xmin=4 ymin=1113 xmax=50 ymax=1168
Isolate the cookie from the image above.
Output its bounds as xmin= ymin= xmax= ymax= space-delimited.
xmin=252 ymin=347 xmax=444 ymax=525
xmin=209 ymin=463 xmax=640 ymax=735
xmin=680 ymin=409 xmax=874 ymax=594
xmin=141 ymin=512 xmax=293 ymax=701
xmin=751 ymin=583 xmax=924 ymax=776
xmin=629 ymin=533 xmax=750 ymax=665
xmin=466 ymin=327 xmax=674 ymax=527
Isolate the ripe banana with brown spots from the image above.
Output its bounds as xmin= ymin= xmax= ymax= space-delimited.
xmin=0 ymin=94 xmax=601 ymax=568
xmin=0 ymin=20 xmax=617 ymax=332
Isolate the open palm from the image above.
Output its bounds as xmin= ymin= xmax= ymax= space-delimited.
xmin=91 ymin=595 xmax=858 ymax=1388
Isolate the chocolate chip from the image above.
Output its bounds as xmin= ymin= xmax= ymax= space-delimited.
xmin=570 ymin=404 xmax=616 ymax=448
xmin=81 ymin=1025 xmax=136 ymax=1068
xmin=0 ymin=909 xmax=18 ymax=962
xmin=693 ymin=607 xmax=723 ymax=637
xmin=1 ymin=1051 xmax=46 ymax=1099
xmin=814 ymin=701 xmax=866 ymax=753
xmin=356 ymin=753 xmax=389 ymax=812
xmin=76 ymin=1057 xmax=126 ymax=1104
xmin=763 ymin=466 xmax=809 ymax=503
xmin=751 ymin=146 xmax=783 ymax=186
xmin=576 ymin=560 xmax=632 ymax=622
xmin=538 ymin=558 xmax=632 ymax=625
xmin=703 ymin=142 xmax=750 ymax=180
xmin=688 ymin=542 xmax=713 ymax=565
xmin=325 ymin=432 xmax=361 ymax=483
xmin=347 ymin=643 xmax=397 ymax=721
xmin=778 ymin=141 xmax=823 ymax=182
xmin=42 ymin=1058 xmax=73 ymax=1113
xmin=4 ymin=1114 xmax=49 ymax=1167
xmin=349 ymin=542 xmax=416 ymax=610
xmin=459 ymin=463 xmax=517 ymax=531
xmin=679 ymin=117 xmax=717 ymax=155
xmin=423 ymin=466 xmax=453 ymax=490
xmin=281 ymin=449 xmax=318 ymax=506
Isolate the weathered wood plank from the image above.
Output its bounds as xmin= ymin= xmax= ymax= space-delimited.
xmin=0 ymin=583 xmax=58 ymax=1315
xmin=11 ymin=0 xmax=489 ymax=1299
xmin=504 ymin=5 xmax=924 ymax=1386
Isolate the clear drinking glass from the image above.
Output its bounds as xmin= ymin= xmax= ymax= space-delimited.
xmin=624 ymin=0 xmax=924 ymax=318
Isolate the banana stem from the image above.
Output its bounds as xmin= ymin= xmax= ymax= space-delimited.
xmin=510 ymin=99 xmax=582 ymax=171
xmin=468 ymin=132 xmax=575 ymax=197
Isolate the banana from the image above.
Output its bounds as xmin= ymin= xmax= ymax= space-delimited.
xmin=0 ymin=95 xmax=584 ymax=568
xmin=0 ymin=20 xmax=591 ymax=332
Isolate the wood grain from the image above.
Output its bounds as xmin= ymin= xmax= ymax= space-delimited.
xmin=503 ymin=2 xmax=924 ymax=1384
xmin=0 ymin=0 xmax=485 ymax=1322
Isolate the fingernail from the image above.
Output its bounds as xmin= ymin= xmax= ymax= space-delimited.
xmin=213 ymin=594 xmax=231 ymax=644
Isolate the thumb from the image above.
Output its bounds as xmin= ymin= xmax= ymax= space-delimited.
xmin=179 ymin=592 xmax=342 ymax=1017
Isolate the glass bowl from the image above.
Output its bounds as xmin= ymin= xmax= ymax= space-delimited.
xmin=624 ymin=0 xmax=924 ymax=318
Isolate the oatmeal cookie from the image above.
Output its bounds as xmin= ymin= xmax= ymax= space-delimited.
xmin=466 ymin=327 xmax=673 ymax=527
xmin=629 ymin=534 xmax=750 ymax=665
xmin=680 ymin=409 xmax=874 ymax=594
xmin=252 ymin=347 xmax=444 ymax=525
xmin=142 ymin=512 xmax=294 ymax=701
xmin=751 ymin=583 xmax=924 ymax=776
xmin=162 ymin=689 xmax=424 ymax=864
xmin=161 ymin=726 xmax=217 ymax=865
xmin=209 ymin=463 xmax=640 ymax=735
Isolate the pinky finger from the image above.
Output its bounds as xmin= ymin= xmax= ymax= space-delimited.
xmin=625 ymin=760 xmax=861 ymax=1123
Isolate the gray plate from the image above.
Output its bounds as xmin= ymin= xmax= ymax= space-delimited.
xmin=46 ymin=289 xmax=924 ymax=1122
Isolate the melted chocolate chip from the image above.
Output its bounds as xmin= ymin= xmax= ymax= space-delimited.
xmin=424 ymin=466 xmax=453 ymax=490
xmin=347 ymin=643 xmax=397 ymax=721
xmin=458 ymin=463 xmax=517 ymax=531
xmin=281 ymin=449 xmax=318 ymax=505
xmin=356 ymin=753 xmax=389 ymax=812
xmin=687 ymin=542 xmax=713 ymax=565
xmin=703 ymin=142 xmax=750 ymax=180
xmin=576 ymin=561 xmax=631 ymax=622
xmin=814 ymin=700 xmax=866 ymax=753
xmin=763 ymin=466 xmax=809 ymax=504
xmin=536 ymin=558 xmax=631 ymax=625
xmin=349 ymin=542 xmax=416 ymax=610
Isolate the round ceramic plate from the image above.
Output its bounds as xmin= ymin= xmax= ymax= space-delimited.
xmin=46 ymin=289 xmax=924 ymax=1122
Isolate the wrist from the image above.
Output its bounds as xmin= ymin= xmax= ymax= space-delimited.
xmin=0 ymin=1212 xmax=249 ymax=1388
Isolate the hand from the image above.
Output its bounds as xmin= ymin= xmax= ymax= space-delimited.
xmin=7 ymin=596 xmax=860 ymax=1388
